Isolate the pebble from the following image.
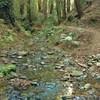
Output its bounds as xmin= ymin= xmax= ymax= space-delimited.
xmin=89 ymin=66 xmax=95 ymax=72
xmin=60 ymin=75 xmax=70 ymax=81
xmin=96 ymin=54 xmax=100 ymax=59
xmin=47 ymin=51 xmax=54 ymax=55
xmin=73 ymin=96 xmax=86 ymax=100
xmin=95 ymin=73 xmax=100 ymax=81
xmin=40 ymin=61 xmax=45 ymax=65
xmin=18 ymin=51 xmax=28 ymax=56
xmin=87 ymin=88 xmax=96 ymax=95
xmin=31 ymin=81 xmax=39 ymax=86
xmin=71 ymin=70 xmax=83 ymax=77
xmin=84 ymin=83 xmax=91 ymax=90
xmin=87 ymin=62 xmax=93 ymax=67
xmin=55 ymin=66 xmax=62 ymax=69
xmin=96 ymin=62 xmax=100 ymax=67
xmin=10 ymin=72 xmax=18 ymax=78
xmin=17 ymin=56 xmax=23 ymax=59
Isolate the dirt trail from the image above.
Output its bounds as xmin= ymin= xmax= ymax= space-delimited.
xmin=58 ymin=25 xmax=100 ymax=61
xmin=67 ymin=26 xmax=100 ymax=47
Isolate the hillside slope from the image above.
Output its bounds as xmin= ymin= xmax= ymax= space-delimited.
xmin=81 ymin=0 xmax=100 ymax=27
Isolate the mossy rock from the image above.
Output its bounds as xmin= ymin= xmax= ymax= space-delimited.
xmin=71 ymin=70 xmax=83 ymax=77
xmin=0 ymin=64 xmax=16 ymax=76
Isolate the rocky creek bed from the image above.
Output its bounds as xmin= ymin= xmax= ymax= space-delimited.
xmin=0 ymin=48 xmax=100 ymax=100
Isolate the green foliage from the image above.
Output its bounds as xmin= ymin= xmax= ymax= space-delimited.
xmin=61 ymin=32 xmax=77 ymax=41
xmin=38 ymin=25 xmax=63 ymax=39
xmin=0 ymin=30 xmax=15 ymax=48
xmin=0 ymin=64 xmax=16 ymax=76
xmin=80 ymin=0 xmax=87 ymax=7
xmin=0 ymin=0 xmax=10 ymax=7
xmin=61 ymin=32 xmax=80 ymax=47
xmin=0 ymin=31 xmax=14 ymax=43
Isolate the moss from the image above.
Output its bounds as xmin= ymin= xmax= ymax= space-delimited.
xmin=0 ymin=64 xmax=16 ymax=76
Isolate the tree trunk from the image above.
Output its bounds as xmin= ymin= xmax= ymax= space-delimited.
xmin=49 ymin=0 xmax=54 ymax=14
xmin=74 ymin=0 xmax=83 ymax=19
xmin=62 ymin=0 xmax=67 ymax=20
xmin=27 ymin=0 xmax=38 ymax=25
xmin=43 ymin=0 xmax=48 ymax=19
xmin=67 ymin=0 xmax=70 ymax=13
xmin=56 ymin=0 xmax=62 ymax=24
xmin=38 ymin=0 xmax=42 ymax=12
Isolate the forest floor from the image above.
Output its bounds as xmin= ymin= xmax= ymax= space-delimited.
xmin=0 ymin=1 xmax=100 ymax=100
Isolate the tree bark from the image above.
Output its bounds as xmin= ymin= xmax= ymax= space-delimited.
xmin=67 ymin=0 xmax=70 ymax=13
xmin=56 ymin=0 xmax=62 ymax=24
xmin=74 ymin=0 xmax=83 ymax=19
xmin=43 ymin=0 xmax=48 ymax=19
xmin=62 ymin=0 xmax=67 ymax=20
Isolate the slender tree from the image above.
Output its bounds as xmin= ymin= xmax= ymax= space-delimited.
xmin=74 ymin=0 xmax=83 ymax=19
xmin=67 ymin=0 xmax=70 ymax=13
xmin=49 ymin=0 xmax=54 ymax=14
xmin=38 ymin=0 xmax=42 ymax=11
xmin=43 ymin=0 xmax=48 ymax=19
xmin=56 ymin=0 xmax=62 ymax=24
xmin=62 ymin=0 xmax=67 ymax=20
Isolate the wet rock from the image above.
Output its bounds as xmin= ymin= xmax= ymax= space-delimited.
xmin=1 ymin=57 xmax=9 ymax=64
xmin=87 ymin=88 xmax=96 ymax=95
xmin=94 ymin=73 xmax=100 ymax=81
xmin=40 ymin=61 xmax=45 ymax=65
xmin=76 ymin=74 xmax=87 ymax=81
xmin=89 ymin=66 xmax=95 ymax=72
xmin=74 ymin=96 xmax=86 ymax=100
xmin=17 ymin=56 xmax=23 ymax=59
xmin=55 ymin=66 xmax=62 ymax=69
xmin=10 ymin=72 xmax=18 ymax=78
xmin=22 ymin=63 xmax=28 ymax=67
xmin=41 ymin=56 xmax=48 ymax=59
xmin=87 ymin=62 xmax=93 ymax=67
xmin=20 ymin=75 xmax=27 ymax=79
xmin=71 ymin=70 xmax=83 ymax=77
xmin=31 ymin=81 xmax=39 ymax=87
xmin=91 ymin=72 xmax=97 ymax=78
xmin=82 ymin=68 xmax=86 ymax=72
xmin=61 ymin=95 xmax=73 ymax=100
xmin=18 ymin=51 xmax=28 ymax=56
xmin=96 ymin=62 xmax=100 ymax=67
xmin=79 ymin=86 xmax=84 ymax=90
xmin=96 ymin=54 xmax=100 ymax=60
xmin=10 ymin=55 xmax=17 ymax=58
xmin=33 ymin=68 xmax=37 ymax=71
xmin=47 ymin=51 xmax=54 ymax=55
xmin=60 ymin=75 xmax=70 ymax=81
xmin=10 ymin=60 xmax=17 ymax=64
xmin=61 ymin=96 xmax=67 ymax=100
xmin=84 ymin=83 xmax=91 ymax=90
xmin=45 ymin=82 xmax=56 ymax=89
xmin=28 ymin=65 xmax=33 ymax=68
